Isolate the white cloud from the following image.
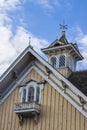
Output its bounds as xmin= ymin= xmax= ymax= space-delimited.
xmin=28 ymin=0 xmax=60 ymax=10
xmin=75 ymin=27 xmax=87 ymax=48
xmin=11 ymin=27 xmax=29 ymax=53
xmin=0 ymin=13 xmax=12 ymax=26
xmin=37 ymin=0 xmax=52 ymax=9
xmin=0 ymin=17 xmax=16 ymax=75
xmin=0 ymin=30 xmax=16 ymax=75
xmin=0 ymin=0 xmax=49 ymax=76
xmin=80 ymin=36 xmax=87 ymax=46
xmin=0 ymin=0 xmax=22 ymax=11
xmin=11 ymin=26 xmax=49 ymax=52
xmin=0 ymin=24 xmax=49 ymax=76
xmin=74 ymin=27 xmax=87 ymax=70
xmin=28 ymin=0 xmax=51 ymax=9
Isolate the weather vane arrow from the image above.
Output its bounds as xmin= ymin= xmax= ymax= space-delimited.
xmin=59 ymin=21 xmax=68 ymax=33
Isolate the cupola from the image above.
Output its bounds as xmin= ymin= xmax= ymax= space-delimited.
xmin=42 ymin=24 xmax=83 ymax=78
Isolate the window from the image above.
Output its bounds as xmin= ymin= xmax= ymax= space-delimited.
xmin=20 ymin=81 xmax=43 ymax=104
xmin=36 ymin=87 xmax=40 ymax=102
xmin=59 ymin=55 xmax=65 ymax=68
xmin=50 ymin=57 xmax=56 ymax=68
xmin=28 ymin=87 xmax=34 ymax=102
xmin=69 ymin=56 xmax=76 ymax=71
xmin=22 ymin=89 xmax=26 ymax=102
xmin=69 ymin=56 xmax=72 ymax=70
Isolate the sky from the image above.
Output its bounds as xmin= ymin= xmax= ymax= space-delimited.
xmin=0 ymin=0 xmax=87 ymax=76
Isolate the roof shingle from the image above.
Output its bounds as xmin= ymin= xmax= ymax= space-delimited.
xmin=68 ymin=70 xmax=87 ymax=96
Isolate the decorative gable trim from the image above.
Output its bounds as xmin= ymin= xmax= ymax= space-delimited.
xmin=0 ymin=61 xmax=87 ymax=118
xmin=42 ymin=44 xmax=83 ymax=60
xmin=32 ymin=65 xmax=87 ymax=118
xmin=49 ymin=39 xmax=65 ymax=47
xmin=0 ymin=46 xmax=29 ymax=81
xmin=0 ymin=47 xmax=87 ymax=118
xmin=0 ymin=66 xmax=33 ymax=104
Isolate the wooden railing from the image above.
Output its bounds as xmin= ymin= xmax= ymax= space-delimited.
xmin=14 ymin=102 xmax=41 ymax=113
xmin=14 ymin=102 xmax=41 ymax=124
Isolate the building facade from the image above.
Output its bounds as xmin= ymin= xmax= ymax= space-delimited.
xmin=0 ymin=29 xmax=87 ymax=130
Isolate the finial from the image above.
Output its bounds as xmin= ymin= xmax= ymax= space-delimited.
xmin=29 ymin=36 xmax=31 ymax=46
xmin=28 ymin=36 xmax=33 ymax=48
xmin=59 ymin=21 xmax=68 ymax=35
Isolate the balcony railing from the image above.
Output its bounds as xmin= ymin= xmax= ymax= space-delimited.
xmin=14 ymin=102 xmax=41 ymax=125
xmin=14 ymin=102 xmax=41 ymax=114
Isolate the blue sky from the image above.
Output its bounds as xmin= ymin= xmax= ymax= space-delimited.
xmin=0 ymin=0 xmax=87 ymax=75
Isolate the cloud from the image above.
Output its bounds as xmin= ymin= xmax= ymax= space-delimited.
xmin=0 ymin=26 xmax=16 ymax=75
xmin=0 ymin=23 xmax=49 ymax=76
xmin=0 ymin=0 xmax=22 ymax=11
xmin=28 ymin=0 xmax=52 ymax=9
xmin=37 ymin=0 xmax=52 ymax=9
xmin=11 ymin=26 xmax=49 ymax=52
xmin=80 ymin=36 xmax=87 ymax=46
xmin=0 ymin=13 xmax=12 ymax=26
xmin=78 ymin=37 xmax=87 ymax=70
xmin=74 ymin=27 xmax=87 ymax=70
xmin=0 ymin=0 xmax=49 ymax=76
xmin=61 ymin=26 xmax=87 ymax=70
xmin=28 ymin=0 xmax=60 ymax=11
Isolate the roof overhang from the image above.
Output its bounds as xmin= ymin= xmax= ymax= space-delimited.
xmin=42 ymin=44 xmax=83 ymax=61
xmin=48 ymin=39 xmax=66 ymax=47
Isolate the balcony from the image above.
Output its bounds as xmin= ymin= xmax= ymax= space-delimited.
xmin=14 ymin=102 xmax=41 ymax=125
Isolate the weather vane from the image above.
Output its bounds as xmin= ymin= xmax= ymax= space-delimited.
xmin=59 ymin=21 xmax=68 ymax=33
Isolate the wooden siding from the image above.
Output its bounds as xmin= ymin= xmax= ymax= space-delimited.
xmin=57 ymin=67 xmax=72 ymax=78
xmin=0 ymin=69 xmax=87 ymax=130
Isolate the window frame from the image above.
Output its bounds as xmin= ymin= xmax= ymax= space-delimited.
xmin=22 ymin=88 xmax=26 ymax=102
xmin=59 ymin=54 xmax=66 ymax=68
xmin=50 ymin=56 xmax=57 ymax=68
xmin=19 ymin=81 xmax=43 ymax=104
xmin=36 ymin=87 xmax=40 ymax=103
xmin=28 ymin=87 xmax=34 ymax=102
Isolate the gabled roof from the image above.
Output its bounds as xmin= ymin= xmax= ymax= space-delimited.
xmin=0 ymin=46 xmax=87 ymax=118
xmin=48 ymin=33 xmax=68 ymax=47
xmin=41 ymin=33 xmax=83 ymax=61
xmin=59 ymin=33 xmax=68 ymax=44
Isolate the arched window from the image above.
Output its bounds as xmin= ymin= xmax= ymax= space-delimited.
xmin=28 ymin=87 xmax=34 ymax=102
xmin=59 ymin=55 xmax=65 ymax=68
xmin=36 ymin=87 xmax=40 ymax=103
xmin=22 ymin=89 xmax=26 ymax=102
xmin=19 ymin=81 xmax=43 ymax=104
xmin=50 ymin=57 xmax=56 ymax=68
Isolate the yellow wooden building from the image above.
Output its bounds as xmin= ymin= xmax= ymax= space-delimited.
xmin=0 ymin=29 xmax=87 ymax=130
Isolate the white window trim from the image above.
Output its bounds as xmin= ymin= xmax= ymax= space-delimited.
xmin=19 ymin=87 xmax=26 ymax=102
xmin=50 ymin=56 xmax=57 ymax=68
xmin=19 ymin=81 xmax=43 ymax=104
xmin=27 ymin=82 xmax=37 ymax=102
xmin=68 ymin=55 xmax=76 ymax=71
xmin=49 ymin=54 xmax=67 ymax=69
xmin=59 ymin=54 xmax=66 ymax=68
